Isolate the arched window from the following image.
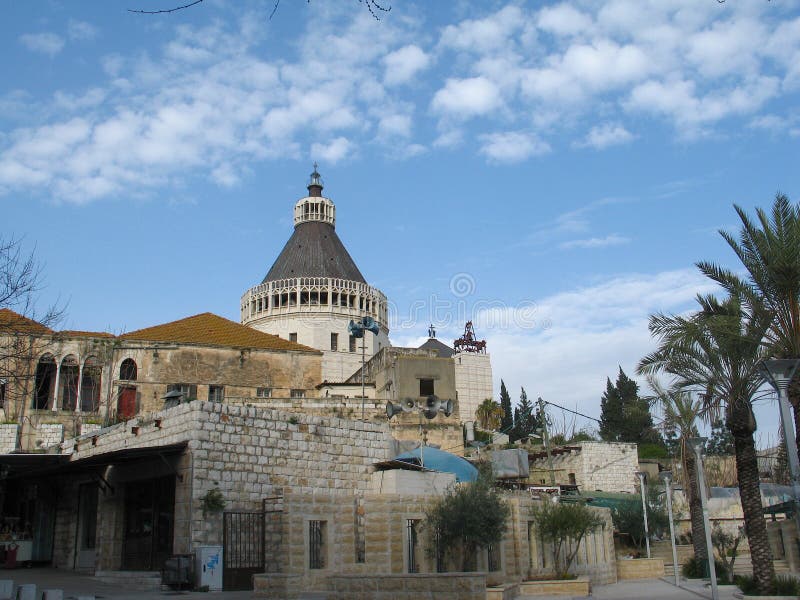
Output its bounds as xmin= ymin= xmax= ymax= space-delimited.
xmin=119 ymin=358 xmax=137 ymax=381
xmin=33 ymin=353 xmax=56 ymax=410
xmin=80 ymin=356 xmax=102 ymax=412
xmin=60 ymin=355 xmax=79 ymax=411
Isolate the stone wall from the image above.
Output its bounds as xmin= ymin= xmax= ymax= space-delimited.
xmin=327 ymin=573 xmax=486 ymax=600
xmin=55 ymin=401 xmax=394 ymax=571
xmin=453 ymin=352 xmax=493 ymax=425
xmin=0 ymin=424 xmax=18 ymax=453
xmin=529 ymin=442 xmax=637 ymax=493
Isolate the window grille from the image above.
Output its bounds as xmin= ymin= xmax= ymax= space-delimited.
xmin=309 ymin=520 xmax=326 ymax=569
xmin=406 ymin=519 xmax=419 ymax=573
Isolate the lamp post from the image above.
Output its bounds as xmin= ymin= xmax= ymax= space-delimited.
xmin=759 ymin=358 xmax=800 ymax=533
xmin=635 ymin=471 xmax=651 ymax=559
xmin=689 ymin=437 xmax=718 ymax=600
xmin=659 ymin=470 xmax=680 ymax=587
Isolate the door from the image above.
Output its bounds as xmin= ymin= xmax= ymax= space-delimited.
xmin=223 ymin=511 xmax=264 ymax=590
xmin=117 ymin=386 xmax=137 ymax=420
xmin=76 ymin=484 xmax=98 ymax=570
xmin=122 ymin=476 xmax=175 ymax=570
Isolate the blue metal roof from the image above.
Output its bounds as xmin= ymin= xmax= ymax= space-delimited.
xmin=394 ymin=446 xmax=478 ymax=483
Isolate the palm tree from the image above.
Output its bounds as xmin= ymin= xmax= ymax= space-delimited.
xmin=641 ymin=376 xmax=708 ymax=562
xmin=697 ymin=194 xmax=800 ymax=455
xmin=639 ymin=295 xmax=776 ymax=595
xmin=475 ymin=398 xmax=504 ymax=431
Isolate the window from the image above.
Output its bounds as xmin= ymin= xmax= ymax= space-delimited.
xmin=119 ymin=358 xmax=137 ymax=381
xmin=0 ymin=378 xmax=5 ymax=408
xmin=349 ymin=335 xmax=356 ymax=352
xmin=208 ymin=385 xmax=224 ymax=402
xmin=309 ymin=520 xmax=326 ymax=569
xmin=330 ymin=332 xmax=338 ymax=351
xmin=289 ymin=332 xmax=298 ymax=343
xmin=419 ymin=378 xmax=434 ymax=397
xmin=435 ymin=528 xmax=447 ymax=573
xmin=256 ymin=387 xmax=272 ymax=398
xmin=290 ymin=389 xmax=305 ymax=399
xmin=167 ymin=383 xmax=197 ymax=401
xmin=406 ymin=519 xmax=420 ymax=573
xmin=568 ymin=473 xmax=576 ymax=485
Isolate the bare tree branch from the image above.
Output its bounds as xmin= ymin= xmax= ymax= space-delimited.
xmin=128 ymin=0 xmax=203 ymax=15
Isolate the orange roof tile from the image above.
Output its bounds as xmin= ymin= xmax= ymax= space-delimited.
xmin=119 ymin=312 xmax=319 ymax=353
xmin=0 ymin=308 xmax=53 ymax=334
xmin=59 ymin=330 xmax=115 ymax=338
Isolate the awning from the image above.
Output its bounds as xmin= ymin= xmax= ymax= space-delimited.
xmin=0 ymin=442 xmax=188 ymax=480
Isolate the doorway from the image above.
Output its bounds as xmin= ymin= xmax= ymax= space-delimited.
xmin=76 ymin=483 xmax=98 ymax=570
xmin=117 ymin=386 xmax=137 ymax=420
xmin=122 ymin=475 xmax=175 ymax=571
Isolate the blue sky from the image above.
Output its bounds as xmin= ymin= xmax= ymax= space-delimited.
xmin=3 ymin=0 xmax=799 ymax=441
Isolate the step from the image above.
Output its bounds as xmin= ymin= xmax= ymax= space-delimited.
xmin=93 ymin=571 xmax=162 ymax=591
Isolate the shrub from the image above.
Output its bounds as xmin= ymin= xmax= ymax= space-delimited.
xmin=735 ymin=574 xmax=800 ymax=596
xmin=424 ymin=472 xmax=509 ymax=571
xmin=682 ymin=557 xmax=728 ymax=581
xmin=531 ymin=501 xmax=604 ymax=578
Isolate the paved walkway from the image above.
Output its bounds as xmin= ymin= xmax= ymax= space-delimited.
xmin=520 ymin=577 xmax=742 ymax=600
xmin=0 ymin=568 xmax=253 ymax=600
xmin=1 ymin=570 xmax=744 ymax=599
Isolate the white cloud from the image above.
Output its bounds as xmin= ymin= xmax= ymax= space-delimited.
xmin=479 ymin=131 xmax=551 ymax=163
xmin=383 ymin=45 xmax=430 ymax=86
xmin=559 ymin=234 xmax=631 ymax=250
xmin=19 ymin=32 xmax=64 ymax=56
xmin=311 ymin=137 xmax=353 ymax=164
xmin=474 ymin=269 xmax=718 ymax=420
xmin=431 ymin=77 xmax=502 ymax=118
xmin=537 ymin=4 xmax=593 ymax=37
xmin=577 ymin=123 xmax=635 ymax=149
xmin=439 ymin=5 xmax=524 ymax=53
xmin=67 ymin=20 xmax=98 ymax=41
xmin=377 ymin=114 xmax=412 ymax=139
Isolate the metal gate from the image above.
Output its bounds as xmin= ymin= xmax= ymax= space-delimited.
xmin=223 ymin=511 xmax=265 ymax=591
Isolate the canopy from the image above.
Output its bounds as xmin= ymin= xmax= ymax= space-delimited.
xmin=394 ymin=446 xmax=478 ymax=483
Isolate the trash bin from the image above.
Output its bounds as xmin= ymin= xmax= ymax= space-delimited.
xmin=3 ymin=544 xmax=16 ymax=569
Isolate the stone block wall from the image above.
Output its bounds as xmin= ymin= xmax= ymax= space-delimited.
xmin=327 ymin=573 xmax=486 ymax=600
xmin=454 ymin=352 xmax=493 ymax=425
xmin=0 ymin=424 xmax=18 ymax=453
xmin=36 ymin=423 xmax=64 ymax=449
xmin=529 ymin=442 xmax=637 ymax=493
xmin=57 ymin=401 xmax=395 ymax=571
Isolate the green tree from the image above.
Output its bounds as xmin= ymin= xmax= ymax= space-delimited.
xmin=706 ymin=419 xmax=735 ymax=456
xmin=475 ymin=398 xmax=503 ymax=431
xmin=424 ymin=470 xmax=510 ymax=571
xmin=499 ymin=380 xmax=513 ymax=433
xmin=599 ymin=367 xmax=658 ymax=443
xmin=697 ymin=195 xmax=800 ymax=458
xmin=512 ymin=388 xmax=538 ymax=442
xmin=531 ymin=501 xmax=604 ymax=578
xmin=639 ymin=294 xmax=776 ymax=595
xmin=641 ymin=376 xmax=708 ymax=561
xmin=609 ymin=485 xmax=669 ymax=550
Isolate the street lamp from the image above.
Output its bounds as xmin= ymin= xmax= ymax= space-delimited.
xmin=759 ymin=358 xmax=800 ymax=533
xmin=635 ymin=471 xmax=651 ymax=559
xmin=659 ymin=470 xmax=680 ymax=587
xmin=689 ymin=437 xmax=718 ymax=600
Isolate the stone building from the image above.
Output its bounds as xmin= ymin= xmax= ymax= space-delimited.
xmin=0 ymin=400 xmax=617 ymax=596
xmin=0 ymin=309 xmax=321 ymax=452
xmin=528 ymin=441 xmax=638 ymax=494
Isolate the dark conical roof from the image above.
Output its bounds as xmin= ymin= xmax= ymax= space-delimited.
xmin=263 ymin=221 xmax=366 ymax=283
xmin=418 ymin=337 xmax=455 ymax=358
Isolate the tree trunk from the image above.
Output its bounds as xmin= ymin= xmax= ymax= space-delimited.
xmin=685 ymin=450 xmax=708 ymax=561
xmin=733 ymin=432 xmax=775 ymax=595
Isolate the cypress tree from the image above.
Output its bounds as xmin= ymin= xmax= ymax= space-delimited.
xmin=499 ymin=380 xmax=513 ymax=433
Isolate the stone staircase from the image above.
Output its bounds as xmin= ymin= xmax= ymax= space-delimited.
xmin=93 ymin=571 xmax=162 ymax=591
xmin=648 ymin=541 xmax=694 ymax=567
xmin=647 ymin=541 xmax=791 ymax=576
